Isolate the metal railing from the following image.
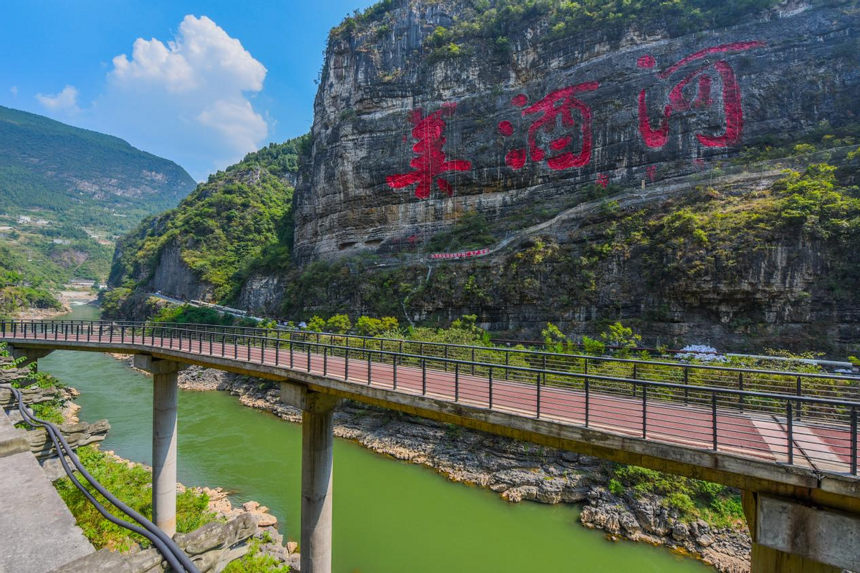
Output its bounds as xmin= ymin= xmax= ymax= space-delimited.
xmin=2 ymin=378 xmax=199 ymax=572
xmin=3 ymin=319 xmax=858 ymax=476
xmin=43 ymin=319 xmax=860 ymax=403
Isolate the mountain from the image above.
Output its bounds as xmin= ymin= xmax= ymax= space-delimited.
xmin=0 ymin=105 xmax=197 ymax=306
xmin=0 ymin=106 xmax=196 ymax=237
xmin=110 ymin=0 xmax=860 ymax=356
xmin=109 ymin=136 xmax=309 ymax=302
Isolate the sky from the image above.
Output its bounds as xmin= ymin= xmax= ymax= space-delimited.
xmin=0 ymin=0 xmax=377 ymax=181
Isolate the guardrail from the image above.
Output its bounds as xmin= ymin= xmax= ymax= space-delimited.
xmin=2 ymin=379 xmax=199 ymax=572
xmin=3 ymin=319 xmax=859 ymax=476
xmin=45 ymin=319 xmax=860 ymax=404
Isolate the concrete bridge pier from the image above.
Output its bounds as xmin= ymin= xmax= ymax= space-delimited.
xmin=7 ymin=345 xmax=53 ymax=372
xmin=281 ymin=383 xmax=342 ymax=573
xmin=743 ymin=491 xmax=859 ymax=572
xmin=134 ymin=355 xmax=187 ymax=537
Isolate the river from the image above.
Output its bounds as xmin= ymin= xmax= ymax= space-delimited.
xmin=41 ymin=305 xmax=711 ymax=573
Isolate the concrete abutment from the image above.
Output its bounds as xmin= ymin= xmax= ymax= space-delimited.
xmin=743 ymin=490 xmax=859 ymax=572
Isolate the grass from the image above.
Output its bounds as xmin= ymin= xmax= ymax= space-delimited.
xmin=55 ymin=446 xmax=217 ymax=551
xmin=223 ymin=534 xmax=290 ymax=573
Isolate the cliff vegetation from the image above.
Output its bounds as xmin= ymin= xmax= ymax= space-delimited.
xmin=110 ymin=135 xmax=309 ymax=301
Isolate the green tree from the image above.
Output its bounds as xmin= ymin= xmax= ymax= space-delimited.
xmin=325 ymin=314 xmax=352 ymax=334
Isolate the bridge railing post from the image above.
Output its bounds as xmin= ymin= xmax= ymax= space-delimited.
xmin=711 ymin=392 xmax=718 ymax=451
xmin=851 ymin=406 xmax=857 ymax=476
xmin=642 ymin=384 xmax=647 ymax=439
xmin=787 ymin=401 xmax=794 ymax=465
xmin=585 ymin=377 xmax=590 ymax=427
xmin=489 ymin=367 xmax=495 ymax=410
xmin=796 ymin=376 xmax=803 ymax=420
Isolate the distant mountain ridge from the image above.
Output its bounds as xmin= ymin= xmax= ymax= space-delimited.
xmin=0 ymin=105 xmax=196 ymax=235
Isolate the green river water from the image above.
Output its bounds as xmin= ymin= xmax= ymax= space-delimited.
xmin=41 ymin=305 xmax=711 ymax=573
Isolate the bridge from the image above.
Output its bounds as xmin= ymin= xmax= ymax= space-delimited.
xmin=3 ymin=319 xmax=860 ymax=572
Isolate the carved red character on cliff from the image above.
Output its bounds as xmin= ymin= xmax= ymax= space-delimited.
xmin=387 ymin=103 xmax=472 ymax=199
xmin=637 ymin=41 xmax=765 ymax=149
xmin=500 ymin=82 xmax=599 ymax=171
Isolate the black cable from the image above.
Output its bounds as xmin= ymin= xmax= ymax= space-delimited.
xmin=5 ymin=382 xmax=199 ymax=573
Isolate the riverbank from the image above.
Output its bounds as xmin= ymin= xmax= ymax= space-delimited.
xmin=127 ymin=357 xmax=751 ymax=572
xmin=6 ymin=354 xmax=299 ymax=571
xmin=13 ymin=289 xmax=98 ymax=320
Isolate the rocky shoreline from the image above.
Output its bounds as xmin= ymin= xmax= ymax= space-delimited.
xmin=99 ymin=449 xmax=300 ymax=571
xmin=169 ymin=361 xmax=752 ymax=572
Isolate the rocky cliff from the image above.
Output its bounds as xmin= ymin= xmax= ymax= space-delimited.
xmin=111 ymin=0 xmax=860 ymax=354
xmin=293 ymin=0 xmax=859 ymax=264
xmin=109 ymin=137 xmax=308 ymax=301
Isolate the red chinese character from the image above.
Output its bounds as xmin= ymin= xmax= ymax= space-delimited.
xmin=646 ymin=165 xmax=658 ymax=182
xmin=387 ymin=103 xmax=472 ymax=199
xmin=637 ymin=42 xmax=765 ymax=149
xmin=500 ymin=82 xmax=599 ymax=171
xmin=596 ymin=174 xmax=609 ymax=188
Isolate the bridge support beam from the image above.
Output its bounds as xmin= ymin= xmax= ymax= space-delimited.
xmin=280 ymin=383 xmax=341 ymax=573
xmin=133 ymin=355 xmax=187 ymax=537
xmin=7 ymin=346 xmax=53 ymax=372
xmin=743 ymin=491 xmax=858 ymax=572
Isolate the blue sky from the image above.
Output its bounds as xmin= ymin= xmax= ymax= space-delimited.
xmin=0 ymin=0 xmax=377 ymax=180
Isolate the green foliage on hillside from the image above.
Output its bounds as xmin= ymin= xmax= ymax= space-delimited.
xmin=0 ymin=243 xmax=65 ymax=316
xmin=55 ymin=446 xmax=216 ymax=551
xmin=0 ymin=105 xmax=195 ymax=236
xmin=332 ymin=0 xmax=783 ymax=59
xmin=0 ymin=105 xmax=194 ymax=291
xmin=621 ymin=163 xmax=860 ymax=288
xmin=110 ymin=134 xmax=309 ymax=301
xmin=151 ymin=303 xmax=260 ymax=328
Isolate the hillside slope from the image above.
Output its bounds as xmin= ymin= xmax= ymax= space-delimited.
xmin=0 ymin=105 xmax=196 ymax=236
xmin=109 ymin=136 xmax=309 ymax=302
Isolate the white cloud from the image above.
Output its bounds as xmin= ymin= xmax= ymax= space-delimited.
xmin=36 ymin=85 xmax=80 ymax=113
xmin=96 ymin=15 xmax=269 ymax=177
xmin=10 ymin=86 xmax=18 ymax=97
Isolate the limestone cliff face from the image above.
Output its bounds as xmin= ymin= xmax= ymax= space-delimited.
xmin=293 ymin=0 xmax=859 ymax=264
xmin=151 ymin=242 xmax=215 ymax=302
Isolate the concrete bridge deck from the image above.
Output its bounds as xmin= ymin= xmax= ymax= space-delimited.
xmin=4 ymin=320 xmax=860 ymax=572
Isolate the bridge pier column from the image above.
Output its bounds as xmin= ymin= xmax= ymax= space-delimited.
xmin=280 ymin=383 xmax=342 ymax=573
xmin=743 ymin=491 xmax=856 ymax=572
xmin=7 ymin=346 xmax=53 ymax=373
xmin=133 ymin=355 xmax=187 ymax=537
